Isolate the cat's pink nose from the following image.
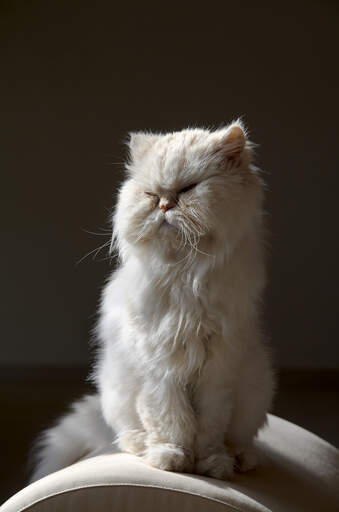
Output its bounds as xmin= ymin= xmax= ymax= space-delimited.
xmin=160 ymin=202 xmax=174 ymax=213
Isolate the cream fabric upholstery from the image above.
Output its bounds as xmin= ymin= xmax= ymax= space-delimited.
xmin=2 ymin=415 xmax=338 ymax=511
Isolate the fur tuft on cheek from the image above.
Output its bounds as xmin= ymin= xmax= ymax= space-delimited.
xmin=113 ymin=182 xmax=155 ymax=258
xmin=174 ymin=201 xmax=211 ymax=245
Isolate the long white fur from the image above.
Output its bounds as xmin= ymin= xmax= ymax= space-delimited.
xmin=31 ymin=122 xmax=274 ymax=482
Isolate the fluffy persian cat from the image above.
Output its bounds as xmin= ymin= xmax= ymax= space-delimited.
xmin=31 ymin=122 xmax=274 ymax=482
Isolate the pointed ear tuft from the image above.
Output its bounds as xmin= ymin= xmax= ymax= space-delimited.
xmin=215 ymin=123 xmax=246 ymax=160
xmin=224 ymin=125 xmax=246 ymax=157
xmin=128 ymin=132 xmax=160 ymax=161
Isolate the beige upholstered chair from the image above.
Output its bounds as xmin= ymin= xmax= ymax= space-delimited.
xmin=1 ymin=415 xmax=338 ymax=511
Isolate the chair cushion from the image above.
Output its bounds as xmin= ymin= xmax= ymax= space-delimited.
xmin=1 ymin=415 xmax=339 ymax=511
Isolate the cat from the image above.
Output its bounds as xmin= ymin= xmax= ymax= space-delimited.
xmin=31 ymin=121 xmax=274 ymax=482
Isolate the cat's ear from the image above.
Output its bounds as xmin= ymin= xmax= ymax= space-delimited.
xmin=212 ymin=122 xmax=247 ymax=162
xmin=128 ymin=132 xmax=160 ymax=161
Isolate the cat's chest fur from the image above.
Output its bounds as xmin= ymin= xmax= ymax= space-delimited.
xmin=124 ymin=257 xmax=229 ymax=379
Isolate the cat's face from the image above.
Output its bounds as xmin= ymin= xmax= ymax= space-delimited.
xmin=114 ymin=123 xmax=263 ymax=262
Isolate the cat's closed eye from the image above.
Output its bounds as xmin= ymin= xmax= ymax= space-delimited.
xmin=145 ymin=191 xmax=159 ymax=198
xmin=179 ymin=183 xmax=198 ymax=194
xmin=144 ymin=183 xmax=197 ymax=200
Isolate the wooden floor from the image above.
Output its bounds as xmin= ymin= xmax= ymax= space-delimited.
xmin=1 ymin=366 xmax=338 ymax=505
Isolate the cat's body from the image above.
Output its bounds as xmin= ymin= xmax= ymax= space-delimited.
xmin=31 ymin=123 xmax=274 ymax=482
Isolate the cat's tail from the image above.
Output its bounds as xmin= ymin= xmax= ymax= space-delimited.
xmin=30 ymin=394 xmax=115 ymax=483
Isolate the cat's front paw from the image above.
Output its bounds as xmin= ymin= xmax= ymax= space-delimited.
xmin=235 ymin=446 xmax=258 ymax=473
xmin=118 ymin=429 xmax=147 ymax=455
xmin=144 ymin=443 xmax=193 ymax=473
xmin=195 ymin=450 xmax=234 ymax=480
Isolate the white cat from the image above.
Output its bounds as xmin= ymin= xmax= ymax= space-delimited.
xmin=31 ymin=122 xmax=274 ymax=482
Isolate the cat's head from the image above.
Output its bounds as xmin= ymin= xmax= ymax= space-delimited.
xmin=113 ymin=122 xmax=264 ymax=263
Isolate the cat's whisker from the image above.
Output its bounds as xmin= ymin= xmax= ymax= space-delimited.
xmin=186 ymin=230 xmax=214 ymax=258
xmin=171 ymin=245 xmax=193 ymax=267
xmin=82 ymin=229 xmax=112 ymax=237
xmin=194 ymin=247 xmax=214 ymax=257
xmin=178 ymin=227 xmax=190 ymax=253
xmin=95 ymin=256 xmax=114 ymax=264
xmin=134 ymin=224 xmax=149 ymax=244
xmin=76 ymin=240 xmax=111 ymax=265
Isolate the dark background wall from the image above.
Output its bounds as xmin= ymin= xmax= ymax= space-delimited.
xmin=1 ymin=1 xmax=338 ymax=368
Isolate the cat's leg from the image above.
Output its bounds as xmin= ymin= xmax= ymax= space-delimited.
xmin=97 ymin=336 xmax=148 ymax=456
xmin=194 ymin=352 xmax=235 ymax=479
xmin=137 ymin=377 xmax=196 ymax=473
xmin=100 ymin=383 xmax=147 ymax=456
xmin=227 ymin=346 xmax=274 ymax=473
